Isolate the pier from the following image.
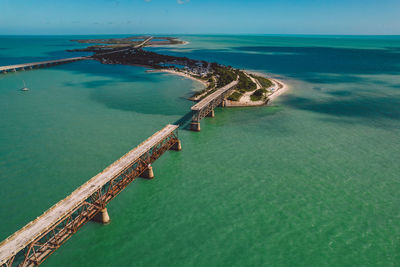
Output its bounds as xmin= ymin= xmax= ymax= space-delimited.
xmin=0 ymin=124 xmax=181 ymax=267
xmin=0 ymin=57 xmax=88 ymax=74
xmin=190 ymin=79 xmax=239 ymax=131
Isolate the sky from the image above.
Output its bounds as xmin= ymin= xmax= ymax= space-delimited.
xmin=0 ymin=0 xmax=399 ymax=35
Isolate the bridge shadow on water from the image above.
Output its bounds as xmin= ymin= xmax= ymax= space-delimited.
xmin=173 ymin=111 xmax=193 ymax=131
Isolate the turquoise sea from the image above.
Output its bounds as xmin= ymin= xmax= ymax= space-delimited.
xmin=0 ymin=35 xmax=400 ymax=266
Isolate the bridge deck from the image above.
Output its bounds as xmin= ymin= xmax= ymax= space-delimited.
xmin=0 ymin=57 xmax=87 ymax=72
xmin=191 ymin=79 xmax=239 ymax=111
xmin=0 ymin=124 xmax=178 ymax=265
xmin=96 ymin=37 xmax=154 ymax=56
xmin=0 ymin=36 xmax=152 ymax=73
xmin=135 ymin=37 xmax=153 ymax=48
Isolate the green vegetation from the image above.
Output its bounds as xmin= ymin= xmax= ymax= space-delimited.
xmin=193 ymin=88 xmax=208 ymax=97
xmin=72 ymin=36 xmax=184 ymax=46
xmin=250 ymin=95 xmax=262 ymax=101
xmin=194 ymin=85 xmax=215 ymax=98
xmin=73 ymin=36 xmax=273 ymax=105
xmin=250 ymin=89 xmax=267 ymax=101
xmin=236 ymin=71 xmax=257 ymax=92
xmin=203 ymin=88 xmax=218 ymax=98
xmin=213 ymin=64 xmax=237 ymax=88
xmin=228 ymin=91 xmax=243 ymax=101
xmin=251 ymin=75 xmax=273 ymax=89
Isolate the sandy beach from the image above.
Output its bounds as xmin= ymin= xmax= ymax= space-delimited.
xmin=226 ymin=72 xmax=289 ymax=107
xmin=149 ymin=69 xmax=208 ymax=87
xmin=146 ymin=41 xmax=190 ymax=48
xmin=147 ymin=68 xmax=288 ymax=106
xmin=268 ymin=78 xmax=289 ymax=102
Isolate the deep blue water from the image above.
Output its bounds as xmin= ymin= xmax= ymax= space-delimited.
xmin=1 ymin=35 xmax=400 ymax=266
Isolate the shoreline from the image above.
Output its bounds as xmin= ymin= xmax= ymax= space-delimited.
xmin=154 ymin=68 xmax=289 ymax=106
xmin=99 ymin=57 xmax=288 ymax=107
xmin=146 ymin=41 xmax=190 ymax=47
xmin=226 ymin=71 xmax=289 ymax=107
xmin=86 ymin=38 xmax=290 ymax=106
xmin=148 ymin=69 xmax=209 ymax=87
xmin=268 ymin=78 xmax=289 ymax=102
xmin=100 ymin=60 xmax=208 ymax=88
xmin=150 ymin=69 xmax=289 ymax=106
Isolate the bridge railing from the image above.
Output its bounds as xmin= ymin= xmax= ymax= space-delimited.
xmin=0 ymin=125 xmax=180 ymax=267
xmin=0 ymin=57 xmax=88 ymax=73
xmin=190 ymin=79 xmax=238 ymax=131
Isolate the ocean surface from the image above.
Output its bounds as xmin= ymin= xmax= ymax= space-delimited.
xmin=0 ymin=35 xmax=399 ymax=266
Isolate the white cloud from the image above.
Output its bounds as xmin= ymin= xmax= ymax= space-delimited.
xmin=145 ymin=0 xmax=189 ymax=4
xmin=177 ymin=0 xmax=190 ymax=4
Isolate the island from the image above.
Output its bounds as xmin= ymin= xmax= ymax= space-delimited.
xmin=69 ymin=36 xmax=287 ymax=106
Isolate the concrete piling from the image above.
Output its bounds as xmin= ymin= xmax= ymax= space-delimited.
xmin=170 ymin=140 xmax=182 ymax=151
xmin=219 ymin=100 xmax=226 ymax=107
xmin=140 ymin=164 xmax=154 ymax=179
xmin=206 ymin=109 xmax=215 ymax=118
xmin=190 ymin=122 xmax=201 ymax=132
xmin=92 ymin=208 xmax=110 ymax=224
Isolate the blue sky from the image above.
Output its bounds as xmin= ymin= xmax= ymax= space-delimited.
xmin=0 ymin=0 xmax=399 ymax=35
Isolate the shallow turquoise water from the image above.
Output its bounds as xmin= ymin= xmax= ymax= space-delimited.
xmin=1 ymin=35 xmax=400 ymax=266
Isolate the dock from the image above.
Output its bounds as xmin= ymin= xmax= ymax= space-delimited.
xmin=0 ymin=124 xmax=181 ymax=267
xmin=190 ymin=78 xmax=238 ymax=131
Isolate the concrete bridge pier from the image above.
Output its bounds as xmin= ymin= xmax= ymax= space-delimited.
xmin=92 ymin=208 xmax=110 ymax=224
xmin=140 ymin=164 xmax=154 ymax=179
xmin=206 ymin=109 xmax=215 ymax=118
xmin=12 ymin=69 xmax=16 ymax=72
xmin=170 ymin=140 xmax=182 ymax=151
xmin=190 ymin=122 xmax=201 ymax=132
xmin=219 ymin=100 xmax=227 ymax=107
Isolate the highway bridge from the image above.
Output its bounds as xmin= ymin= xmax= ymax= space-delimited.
xmin=0 ymin=57 xmax=88 ymax=74
xmin=93 ymin=36 xmax=154 ymax=56
xmin=0 ymin=37 xmax=153 ymax=75
xmin=0 ymin=124 xmax=181 ymax=267
xmin=134 ymin=36 xmax=153 ymax=49
xmin=190 ymin=79 xmax=239 ymax=131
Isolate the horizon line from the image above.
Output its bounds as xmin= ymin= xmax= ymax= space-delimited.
xmin=0 ymin=33 xmax=400 ymax=37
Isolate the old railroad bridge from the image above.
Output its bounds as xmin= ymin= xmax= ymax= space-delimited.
xmin=0 ymin=78 xmax=239 ymax=266
xmin=190 ymin=79 xmax=238 ymax=131
xmin=0 ymin=39 xmax=240 ymax=266
xmin=0 ymin=125 xmax=181 ymax=267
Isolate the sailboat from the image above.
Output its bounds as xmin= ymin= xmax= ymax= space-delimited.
xmin=21 ymin=80 xmax=29 ymax=91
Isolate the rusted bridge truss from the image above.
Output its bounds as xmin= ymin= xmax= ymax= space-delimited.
xmin=0 ymin=125 xmax=180 ymax=267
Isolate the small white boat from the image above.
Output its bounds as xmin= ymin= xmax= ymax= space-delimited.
xmin=21 ymin=80 xmax=29 ymax=91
